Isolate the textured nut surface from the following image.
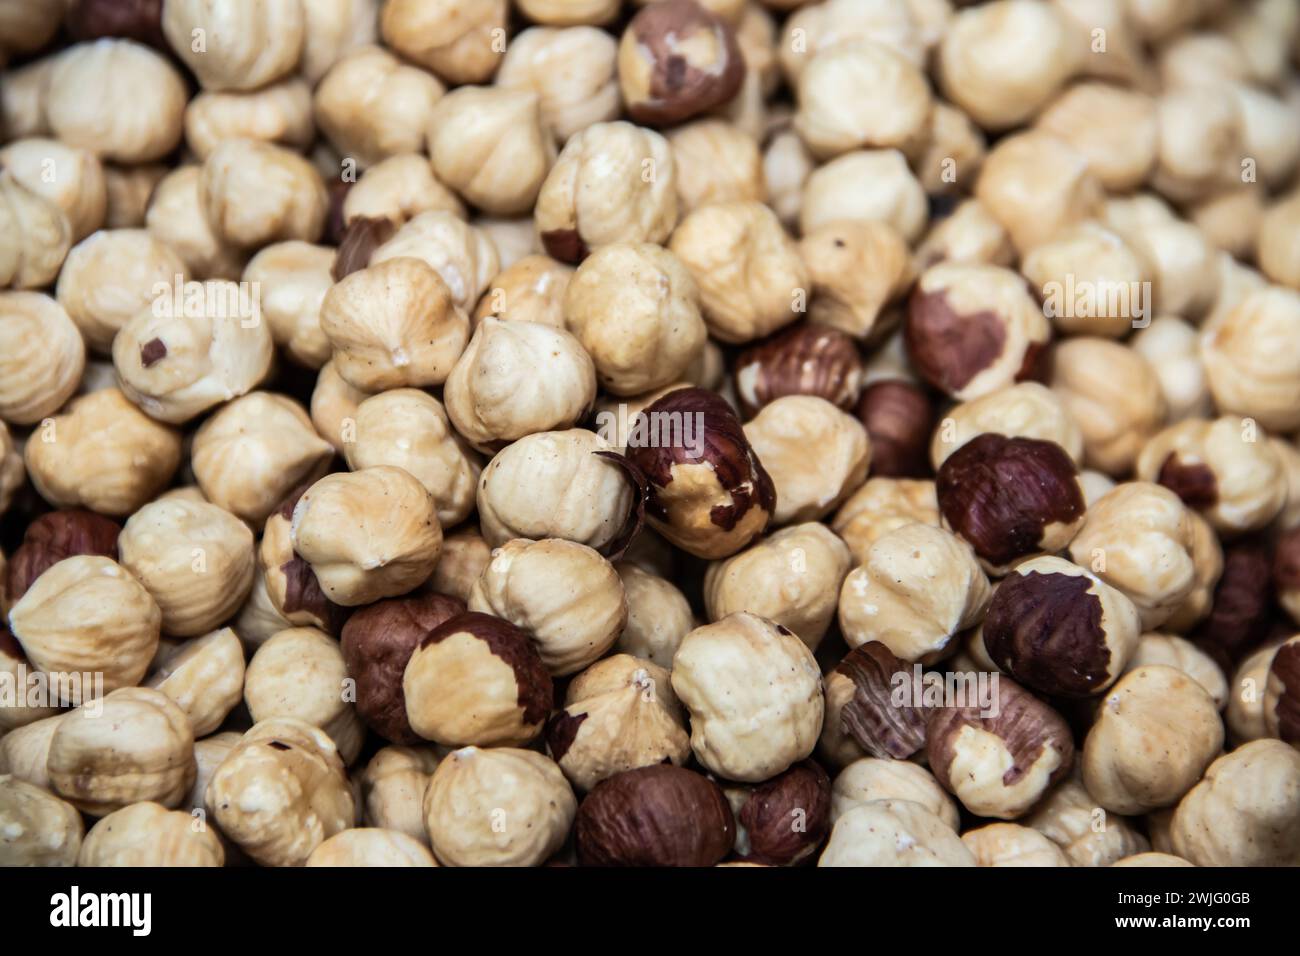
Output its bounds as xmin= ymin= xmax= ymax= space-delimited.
xmin=183 ymin=78 xmax=315 ymax=161
xmin=0 ymin=774 xmax=83 ymax=867
xmin=0 ymin=292 xmax=85 ymax=426
xmin=1127 ymin=633 xmax=1228 ymax=711
xmin=734 ymin=322 xmax=863 ymax=419
xmin=497 ymin=26 xmax=620 ymax=142
xmin=830 ymin=477 xmax=939 ymax=564
xmin=820 ymin=799 xmax=975 ymax=867
xmin=368 ymin=211 xmax=498 ymax=314
xmin=360 ymin=745 xmax=439 ymax=844
xmin=200 ymin=140 xmax=327 ymax=249
xmin=4 ymin=510 xmax=120 ymax=610
xmin=667 ymin=119 xmax=765 ymax=214
xmin=145 ymin=166 xmax=245 ymax=281
xmin=932 ymin=383 xmax=1083 ymax=470
xmin=144 ymin=628 xmax=245 ymax=738
xmin=242 ymin=240 xmax=336 ymax=369
xmin=962 ymin=823 xmax=1072 ymax=867
xmin=162 ymin=0 xmax=304 ymax=91
xmin=614 ymin=562 xmax=695 ymax=669
xmin=472 ymin=254 xmax=572 ymax=329
xmin=80 ymin=801 xmax=223 ymax=867
xmin=830 ymin=758 xmax=958 ymax=830
xmin=801 ymin=219 xmax=914 ymax=341
xmin=380 ymin=0 xmax=506 ymax=85
xmin=305 ymin=827 xmax=436 ymax=867
xmin=1201 ymin=288 xmax=1300 ymax=433
xmin=727 ymin=759 xmax=830 ymax=865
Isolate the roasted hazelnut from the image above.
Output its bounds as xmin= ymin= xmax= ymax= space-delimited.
xmin=1171 ymin=739 xmax=1300 ymax=866
xmin=4 ymin=510 xmax=120 ymax=611
xmin=23 ymin=389 xmax=179 ymax=516
xmin=0 ymin=714 xmax=62 ymax=790
xmin=429 ymin=526 xmax=492 ymax=604
xmin=576 ymin=763 xmax=735 ymax=867
xmin=962 ymin=823 xmax=1072 ymax=867
xmin=368 ymin=211 xmax=498 ymax=315
xmin=1201 ymin=288 xmax=1300 ymax=433
xmin=820 ymin=799 xmax=975 ymax=867
xmin=403 ymin=611 xmax=552 ymax=747
xmin=983 ymin=555 xmax=1141 ymax=697
xmin=304 ymin=828 xmax=435 ymax=867
xmin=472 ymin=254 xmax=572 ymax=329
xmin=0 ymin=137 xmax=106 ymax=243
xmin=477 ymin=428 xmax=639 ymax=556
xmin=824 ymin=641 xmax=930 ymax=761
xmin=672 ymin=612 xmax=822 ymax=782
xmin=1035 ymin=83 xmax=1157 ymax=192
xmin=734 ymin=322 xmax=864 ymax=420
xmin=0 ymin=292 xmax=85 ymax=426
xmin=144 ymin=627 xmax=245 ymax=738
xmin=360 ymin=745 xmax=440 ymax=843
xmin=515 ymin=0 xmax=620 ymax=26
xmin=830 ymin=476 xmax=940 ymax=564
xmin=1127 ymin=633 xmax=1228 ymax=711
xmin=80 ymin=801 xmax=223 ymax=867
xmin=915 ymin=198 xmax=1015 ymax=271
xmin=666 ymin=119 xmax=765 ymax=215
xmin=534 ymin=120 xmax=678 ymax=262
xmin=800 ymin=148 xmax=927 ymax=243
xmin=118 ymin=499 xmax=254 ymax=637
xmin=242 ymin=241 xmax=336 ymax=369
xmin=1130 ymin=317 xmax=1212 ymax=424
xmin=800 ymin=220 xmax=913 ymax=343
xmin=200 ymin=139 xmax=327 ymax=249
xmin=497 ymin=26 xmax=620 ymax=142
xmin=614 ymin=562 xmax=695 ymax=669
xmin=205 ymin=718 xmax=354 ymax=867
xmin=725 ymin=759 xmax=831 ymax=866
xmin=829 ymin=758 xmax=959 ymax=829
xmin=0 ymin=775 xmax=83 ymax=867
xmin=1023 ymin=773 xmax=1150 ymax=867
xmin=145 ymin=166 xmax=245 ymax=281
xmin=839 ymin=523 xmax=990 ymax=663
xmin=1263 ymin=634 xmax=1300 ymax=746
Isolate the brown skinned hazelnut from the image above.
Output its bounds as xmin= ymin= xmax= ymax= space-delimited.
xmin=68 ymin=0 xmax=166 ymax=50
xmin=5 ymin=510 xmax=120 ymax=609
xmin=733 ymin=322 xmax=864 ymax=420
xmin=1275 ymin=527 xmax=1300 ymax=626
xmin=1193 ymin=537 xmax=1277 ymax=669
xmin=831 ymin=641 xmax=929 ymax=761
xmin=340 ymin=592 xmax=466 ymax=745
xmin=575 ymin=763 xmax=735 ymax=867
xmin=728 ymin=760 xmax=831 ymax=866
xmin=856 ymin=380 xmax=935 ymax=479
xmin=1263 ymin=635 xmax=1300 ymax=746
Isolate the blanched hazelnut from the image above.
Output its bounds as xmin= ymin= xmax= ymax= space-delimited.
xmin=734 ymin=322 xmax=864 ymax=419
xmin=205 ymin=718 xmax=354 ymax=867
xmin=800 ymin=148 xmax=927 ymax=242
xmin=576 ymin=763 xmax=734 ymax=866
xmin=200 ymin=139 xmax=327 ymax=249
xmin=672 ymin=612 xmax=822 ymax=782
xmin=191 ymin=392 xmax=333 ymax=526
xmin=1259 ymin=193 xmax=1300 ymax=291
xmin=1035 ymin=83 xmax=1157 ymax=193
xmin=1151 ymin=87 xmax=1241 ymax=204
xmin=535 ymin=121 xmax=677 ymax=262
xmin=25 ymin=389 xmax=181 ymax=516
xmin=80 ymin=801 xmax=223 ymax=867
xmin=472 ymin=254 xmax=571 ymax=329
xmin=1202 ymin=288 xmax=1300 ymax=433
xmin=360 ymin=745 xmax=439 ymax=843
xmin=1024 ymin=773 xmax=1150 ymax=866
xmin=667 ymin=119 xmax=765 ymax=215
xmin=369 ymin=211 xmax=498 ymax=315
xmin=1111 ymin=851 xmax=1194 ymax=867
xmin=932 ymin=384 xmax=1082 ymax=474
xmin=1190 ymin=186 xmax=1266 ymax=262
xmin=515 ymin=0 xmax=620 ymax=26
xmin=47 ymin=40 xmax=185 ymax=162
xmin=429 ymin=527 xmax=491 ymax=604
xmin=381 ymin=0 xmax=505 ymax=85
xmin=118 ymin=500 xmax=254 ymax=637
xmin=0 ymin=713 xmax=61 ymax=789
xmin=341 ymin=155 xmax=465 ymax=231
xmin=161 ymin=0 xmax=302 ymax=90
xmin=1022 ymin=223 xmax=1152 ymax=339
xmin=0 ymin=423 xmax=20 ymax=518
xmin=469 ymin=538 xmax=626 ymax=676
xmin=1171 ymin=739 xmax=1300 ymax=866
xmin=309 ymin=358 xmax=369 ymax=455
xmin=0 ymin=137 xmax=106 ymax=242
xmin=820 ymin=799 xmax=975 ymax=867
xmin=1103 ymin=196 xmax=1220 ymax=320
xmin=614 ymin=562 xmax=695 ymax=669
xmin=0 ymin=292 xmax=85 ymax=426
xmin=242 ymin=242 xmax=335 ymax=369
xmin=911 ymin=100 xmax=987 ymax=196
xmin=497 ymin=26 xmax=620 ymax=142
xmin=831 ymin=477 xmax=939 ymax=565
xmin=144 ymin=628 xmax=245 ymax=738
xmin=304 ymin=828 xmax=435 ymax=867
xmin=1127 ymin=634 xmax=1228 ymax=711
xmin=1051 ymin=338 xmax=1166 ymax=476
xmin=1 ymin=168 xmax=73 ymax=292
xmin=145 ymin=166 xmax=245 ymax=281
xmin=183 ymin=78 xmax=314 ymax=162
xmin=1263 ymin=634 xmax=1300 ymax=746
xmin=800 ymin=220 xmax=913 ymax=342
xmin=830 ymin=758 xmax=959 ymax=830
xmin=4 ymin=511 xmax=120 ymax=612
xmin=291 ymin=467 xmax=442 ymax=607
xmin=320 ymin=257 xmax=470 ymax=392
xmin=962 ymin=823 xmax=1072 ymax=867
xmin=915 ymin=198 xmax=1015 ymax=271
xmin=763 ymin=126 xmax=814 ymax=229
xmin=0 ymin=775 xmax=83 ymax=867
xmin=1130 ymin=317 xmax=1212 ymax=423
xmin=778 ymin=0 xmax=926 ymax=82
xmin=0 ymin=620 xmax=60 ymax=730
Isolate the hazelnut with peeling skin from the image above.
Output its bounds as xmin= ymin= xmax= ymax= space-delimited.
xmin=0 ymin=292 xmax=85 ymax=427
xmin=360 ymin=745 xmax=440 ymax=844
xmin=962 ymin=823 xmax=1072 ymax=867
xmin=1263 ymin=634 xmax=1300 ymax=746
xmin=932 ymin=382 xmax=1082 ymax=472
xmin=827 ymin=641 xmax=929 ymax=761
xmin=497 ymin=26 xmax=620 ymax=143
xmin=1190 ymin=536 xmax=1272 ymax=668
xmin=258 ymin=487 xmax=346 ymax=637
xmin=0 ymin=775 xmax=84 ymax=867
xmin=983 ymin=556 xmax=1141 ymax=698
xmin=830 ymin=477 xmax=940 ymax=564
xmin=734 ymin=322 xmax=864 ymax=420
xmin=576 ymin=763 xmax=735 ymax=867
xmin=726 ymin=760 xmax=831 ymax=866
xmin=800 ymin=219 xmax=914 ymax=343
xmin=820 ymin=799 xmax=975 ymax=867
xmin=839 ymin=523 xmax=991 ymax=664
xmin=144 ymin=627 xmax=245 ymax=738
xmin=1201 ymin=288 xmax=1300 ymax=434
xmin=80 ymin=801 xmax=224 ymax=867
xmin=614 ymin=562 xmax=695 ymax=670
xmin=829 ymin=758 xmax=959 ymax=830
xmin=4 ymin=510 xmax=120 ymax=611
xmin=1024 ymin=773 xmax=1150 ymax=867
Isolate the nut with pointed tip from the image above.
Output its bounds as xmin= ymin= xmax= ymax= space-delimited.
xmin=1126 ymin=633 xmax=1227 ymax=711
xmin=200 ymin=139 xmax=327 ymax=248
xmin=497 ymin=25 xmax=620 ymax=142
xmin=0 ymin=776 xmax=84 ymax=866
xmin=380 ymin=0 xmax=507 ymax=86
xmin=820 ymin=799 xmax=975 ymax=867
xmin=144 ymin=627 xmax=245 ymax=739
xmin=368 ymin=210 xmax=499 ymax=314
xmin=829 ymin=759 xmax=959 ymax=830
xmin=360 ymin=746 xmax=440 ymax=845
xmin=1201 ymin=288 xmax=1300 ymax=434
xmin=80 ymin=801 xmax=224 ymax=867
xmin=614 ymin=562 xmax=695 ymax=670
xmin=830 ymin=477 xmax=940 ymax=565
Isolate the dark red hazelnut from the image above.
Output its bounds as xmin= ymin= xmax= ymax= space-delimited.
xmin=733 ymin=322 xmax=864 ymax=419
xmin=576 ymin=764 xmax=735 ymax=867
xmin=734 ymin=760 xmax=831 ymax=866
xmin=539 ymin=228 xmax=589 ymax=265
xmin=1273 ymin=526 xmax=1300 ymax=620
xmin=7 ymin=510 xmax=121 ymax=607
xmin=936 ymin=432 xmax=1086 ymax=570
xmin=1266 ymin=637 xmax=1300 ymax=745
xmin=1192 ymin=536 xmax=1277 ymax=668
xmin=1156 ymin=453 xmax=1219 ymax=511
xmin=332 ymin=216 xmax=396 ymax=281
xmin=68 ymin=0 xmax=167 ymax=50
xmin=855 ymin=380 xmax=935 ymax=478
xmin=340 ymin=591 xmax=466 ymax=744
xmin=324 ymin=179 xmax=353 ymax=246
xmin=833 ymin=642 xmax=928 ymax=759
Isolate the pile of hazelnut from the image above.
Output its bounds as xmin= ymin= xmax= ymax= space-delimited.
xmin=2 ymin=0 xmax=1300 ymax=870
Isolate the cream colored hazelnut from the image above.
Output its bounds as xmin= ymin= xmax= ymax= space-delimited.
xmin=534 ymin=121 xmax=678 ymax=263
xmin=102 ymin=163 xmax=167 ymax=231
xmin=830 ymin=477 xmax=939 ymax=565
xmin=291 ymin=468 xmax=442 ymax=607
xmin=1259 ymin=192 xmax=1300 ymax=291
xmin=1024 ymin=774 xmax=1150 ymax=866
xmin=839 ymin=523 xmax=990 ymax=663
xmin=144 ymin=628 xmax=245 ymax=739
xmin=341 ymin=155 xmax=465 ymax=230
xmin=915 ymin=198 xmax=1015 ymax=271
xmin=1171 ymin=739 xmax=1300 ymax=866
xmin=369 ymin=211 xmax=498 ymax=315
xmin=472 ymin=254 xmax=572 ymax=329
xmin=563 ymin=243 xmax=705 ymax=393
xmin=1035 ymin=83 xmax=1157 ymax=192
xmin=0 ymin=426 xmax=20 ymax=520
xmin=306 ymin=828 xmax=436 ymax=867
xmin=614 ymin=562 xmax=695 ymax=670
xmin=932 ymin=383 xmax=1083 ymax=471
xmin=779 ymin=0 xmax=927 ymax=83
xmin=205 ymin=718 xmax=354 ymax=867
xmin=241 ymin=242 xmax=334 ymax=369
xmin=1202 ymin=288 xmax=1300 ymax=433
xmin=473 ymin=215 xmax=539 ymax=270
xmin=297 ymin=0 xmax=381 ymax=84
xmin=515 ymin=0 xmax=620 ymax=26
xmin=0 ymin=774 xmax=83 ymax=867
xmin=1190 ymin=186 xmax=1266 ymax=261
xmin=145 ymin=166 xmax=245 ymax=281
xmin=0 ymin=292 xmax=84 ymax=426
xmin=232 ymin=568 xmax=295 ymax=650
xmin=1157 ymin=30 xmax=1251 ymax=89
xmin=424 ymin=746 xmax=575 ymax=866
xmin=1130 ymin=317 xmax=1212 ymax=423
xmin=800 ymin=219 xmax=913 ymax=341
xmin=184 ymin=78 xmax=314 ymax=161
xmin=910 ymin=100 xmax=986 ymax=196
xmin=962 ymin=823 xmax=1072 ymax=867
xmin=345 ymin=389 xmax=481 ymax=527
xmin=118 ymin=500 xmax=255 ymax=637
xmin=444 ymin=319 xmax=596 ymax=452
xmin=672 ymin=612 xmax=822 ymax=782
xmin=497 ymin=26 xmax=620 ymax=142
xmin=0 ymin=714 xmax=61 ymax=789
xmin=160 ymin=1 xmax=302 ymax=90
xmin=744 ymin=396 xmax=870 ymax=525
xmin=360 ymin=745 xmax=439 ymax=844
xmin=820 ymin=800 xmax=975 ymax=867
xmin=667 ymin=119 xmax=765 ymax=214
xmin=830 ymin=759 xmax=959 ymax=829
xmin=705 ymin=523 xmax=850 ymax=651
xmin=1021 ymin=223 xmax=1152 ymax=339
xmin=200 ymin=140 xmax=327 ymax=249
xmin=1122 ymin=218 xmax=1221 ymax=322
xmin=0 ymin=137 xmax=105 ymax=242
xmin=310 ymin=358 xmax=370 ymax=454
xmin=1226 ymin=641 xmax=1284 ymax=745
xmin=47 ymin=40 xmax=185 ymax=163
xmin=0 ymin=52 xmax=61 ymax=139
xmin=381 ymin=0 xmax=505 ymax=85
xmin=48 ymin=687 xmax=195 ymax=817
xmin=320 ymin=257 xmax=470 ymax=392
xmin=25 ymin=389 xmax=181 ymax=516
xmin=1051 ymin=338 xmax=1166 ymax=476
xmin=429 ymin=527 xmax=492 ymax=604
xmin=547 ymin=654 xmax=690 ymax=791
xmin=0 ymin=170 xmax=72 ymax=291
xmin=1112 ymin=851 xmax=1194 ymax=867
xmin=1151 ymin=86 xmax=1242 ymax=204
xmin=800 ymin=148 xmax=927 ymax=242
xmin=1126 ymin=633 xmax=1226 ymax=711
xmin=763 ymin=126 xmax=814 ymax=229
xmin=80 ymin=801 xmax=223 ymax=867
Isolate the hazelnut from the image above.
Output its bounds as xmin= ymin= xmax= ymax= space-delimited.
xmin=0 ymin=137 xmax=106 ymax=242
xmin=830 ymin=476 xmax=940 ymax=564
xmin=1111 ymin=851 xmax=1194 ymax=867
xmin=1150 ymin=86 xmax=1242 ymax=203
xmin=1035 ymin=83 xmax=1158 ymax=192
xmin=800 ymin=219 xmax=914 ymax=341
xmin=183 ymin=77 xmax=315 ymax=161
xmin=1130 ymin=317 xmax=1213 ymax=423
xmin=617 ymin=0 xmax=745 ymax=127
xmin=360 ymin=745 xmax=440 ymax=844
xmin=778 ymin=0 xmax=926 ymax=82
xmin=310 ymin=358 xmax=370 ymax=454
xmin=1127 ymin=634 xmax=1228 ymax=711
xmin=0 ymin=625 xmax=61 ymax=730
xmin=473 ymin=214 xmax=539 ymax=269
xmin=614 ymin=562 xmax=695 ymax=669
xmin=932 ymin=383 xmax=1082 ymax=473
xmin=763 ymin=126 xmax=814 ymax=229
xmin=0 ymin=421 xmax=23 ymax=517
xmin=626 ymin=388 xmax=775 ymax=559
xmin=144 ymin=628 xmax=245 ymax=738
xmin=838 ymin=523 xmax=991 ymax=663
xmin=1103 ymin=196 xmax=1220 ymax=320
xmin=536 ymin=123 xmax=678 ymax=265
xmin=1259 ymin=193 xmax=1300 ymax=291
xmin=242 ymin=241 xmax=336 ymax=369
xmin=515 ymin=0 xmax=620 ymax=27
xmin=472 ymin=254 xmax=572 ymax=329
xmin=145 ymin=166 xmax=245 ymax=281
xmin=381 ymin=0 xmax=506 ymax=85
xmin=726 ymin=760 xmax=831 ymax=866
xmin=915 ymin=198 xmax=1015 ymax=271
xmin=101 ymin=162 xmax=167 ymax=230
xmin=341 ymin=155 xmax=465 ymax=229
xmin=0 ymin=775 xmax=83 ymax=866
xmin=0 ymin=292 xmax=85 ymax=426
xmin=826 ymin=641 xmax=930 ymax=761
xmin=911 ymin=100 xmax=987 ymax=196
xmin=800 ymin=148 xmax=927 ymax=242
xmin=905 ymin=262 xmax=1050 ymax=403
xmin=1263 ymin=634 xmax=1300 ymax=746
xmin=429 ymin=526 xmax=492 ymax=604
xmin=546 ymin=654 xmax=690 ymax=791
xmin=1024 ymin=773 xmax=1150 ymax=866
xmin=575 ymin=763 xmax=735 ymax=867
xmin=667 ymin=119 xmax=765 ymax=214
xmin=1190 ymin=186 xmax=1267 ymax=262
xmin=0 ymin=714 xmax=62 ymax=790
xmin=1021 ymin=224 xmax=1152 ymax=339
xmin=478 ymin=428 xmax=639 ymax=556
xmin=936 ymin=434 xmax=1087 ymax=574
xmin=734 ymin=322 xmax=864 ymax=420
xmin=320 ymin=257 xmax=470 ymax=392
xmin=200 ymin=140 xmax=327 ymax=249
xmin=829 ymin=758 xmax=959 ymax=830
xmin=291 ymin=467 xmax=442 ymax=607
xmin=1191 ymin=537 xmax=1273 ymax=667
xmin=1201 ymin=288 xmax=1300 ymax=433
xmin=80 ymin=801 xmax=223 ymax=867
xmin=1170 ymin=739 xmax=1300 ymax=866
xmin=820 ymin=799 xmax=975 ymax=867
xmin=496 ymin=26 xmax=620 ymax=142
xmin=48 ymin=687 xmax=195 ymax=817
xmin=672 ymin=612 xmax=823 ymax=782
xmin=205 ymin=718 xmax=354 ymax=867
xmin=962 ymin=823 xmax=1072 ymax=867
xmin=160 ymin=0 xmax=304 ymax=90
xmin=983 ymin=555 xmax=1141 ymax=697
xmin=369 ymin=211 xmax=498 ymax=315
xmin=304 ymin=828 xmax=435 ymax=867
xmin=118 ymin=499 xmax=255 ymax=637
xmin=1051 ymin=338 xmax=1167 ymax=476
xmin=5 ymin=510 xmax=121 ymax=610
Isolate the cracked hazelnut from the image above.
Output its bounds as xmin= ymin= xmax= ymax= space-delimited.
xmin=962 ymin=823 xmax=1072 ymax=867
xmin=472 ymin=254 xmax=572 ymax=329
xmin=144 ymin=627 xmax=245 ymax=738
xmin=839 ymin=523 xmax=991 ymax=663
xmin=1263 ymin=634 xmax=1300 ymax=746
xmin=614 ymin=562 xmax=695 ymax=669
xmin=0 ymin=292 xmax=84 ymax=426
xmin=205 ymin=718 xmax=354 ymax=867
xmin=1127 ymin=634 xmax=1228 ymax=711
xmin=734 ymin=322 xmax=864 ymax=420
xmin=820 ymin=799 xmax=975 ymax=867
xmin=576 ymin=763 xmax=734 ymax=867
xmin=983 ymin=555 xmax=1141 ymax=697
xmin=1201 ymin=288 xmax=1300 ymax=433
xmin=830 ymin=476 xmax=940 ymax=564
xmin=829 ymin=758 xmax=959 ymax=829
xmin=667 ymin=119 xmax=765 ymax=214
xmin=360 ymin=745 xmax=439 ymax=843
xmin=800 ymin=148 xmax=927 ymax=242
xmin=497 ymin=26 xmax=619 ymax=142
xmin=80 ymin=801 xmax=223 ymax=867
xmin=200 ymin=140 xmax=327 ymax=249
xmin=800 ymin=219 xmax=914 ymax=342
xmin=242 ymin=241 xmax=336 ymax=369
xmin=726 ymin=759 xmax=830 ymax=865
xmin=4 ymin=510 xmax=120 ymax=611
xmin=0 ymin=775 xmax=83 ymax=866
xmin=1024 ymin=773 xmax=1150 ymax=866
xmin=381 ymin=0 xmax=505 ymax=85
